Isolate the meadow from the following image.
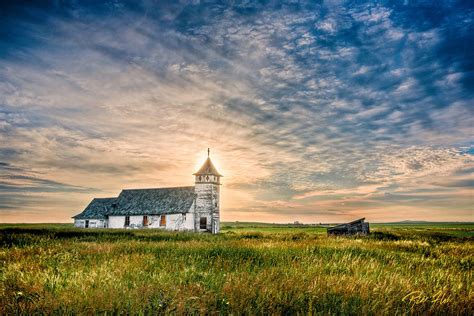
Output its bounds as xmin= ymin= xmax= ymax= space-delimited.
xmin=1 ymin=222 xmax=473 ymax=314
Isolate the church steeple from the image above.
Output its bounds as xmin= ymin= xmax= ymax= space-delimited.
xmin=193 ymin=149 xmax=222 ymax=234
xmin=194 ymin=149 xmax=222 ymax=183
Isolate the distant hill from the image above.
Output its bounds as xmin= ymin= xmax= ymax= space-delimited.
xmin=383 ymin=220 xmax=431 ymax=224
xmin=379 ymin=220 xmax=474 ymax=225
xmin=221 ymin=221 xmax=474 ymax=228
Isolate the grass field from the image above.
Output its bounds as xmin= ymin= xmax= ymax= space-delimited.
xmin=1 ymin=222 xmax=473 ymax=314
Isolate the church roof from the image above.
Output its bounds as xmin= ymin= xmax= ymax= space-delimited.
xmin=73 ymin=197 xmax=117 ymax=219
xmin=106 ymin=186 xmax=195 ymax=216
xmin=194 ymin=157 xmax=222 ymax=176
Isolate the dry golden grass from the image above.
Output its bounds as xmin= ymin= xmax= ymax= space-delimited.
xmin=0 ymin=224 xmax=473 ymax=314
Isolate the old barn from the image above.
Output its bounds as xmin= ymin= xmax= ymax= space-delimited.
xmin=327 ymin=218 xmax=370 ymax=236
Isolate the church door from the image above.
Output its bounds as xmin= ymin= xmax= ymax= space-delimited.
xmin=200 ymin=217 xmax=207 ymax=230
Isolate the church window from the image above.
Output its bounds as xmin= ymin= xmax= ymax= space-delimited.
xmin=206 ymin=175 xmax=209 ymax=181
xmin=124 ymin=216 xmax=130 ymax=227
xmin=160 ymin=215 xmax=166 ymax=227
xmin=200 ymin=217 xmax=207 ymax=229
xmin=143 ymin=215 xmax=149 ymax=226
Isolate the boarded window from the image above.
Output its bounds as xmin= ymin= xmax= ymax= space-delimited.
xmin=160 ymin=215 xmax=166 ymax=227
xmin=143 ymin=215 xmax=148 ymax=226
xmin=200 ymin=217 xmax=207 ymax=229
xmin=124 ymin=216 xmax=130 ymax=227
xmin=85 ymin=220 xmax=89 ymax=228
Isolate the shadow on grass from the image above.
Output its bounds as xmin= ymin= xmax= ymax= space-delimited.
xmin=366 ymin=230 xmax=472 ymax=244
xmin=0 ymin=228 xmax=215 ymax=247
xmin=368 ymin=231 xmax=401 ymax=241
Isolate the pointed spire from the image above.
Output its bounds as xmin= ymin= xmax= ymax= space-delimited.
xmin=194 ymin=149 xmax=222 ymax=176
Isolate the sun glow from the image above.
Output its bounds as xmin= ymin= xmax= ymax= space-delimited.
xmin=192 ymin=149 xmax=225 ymax=176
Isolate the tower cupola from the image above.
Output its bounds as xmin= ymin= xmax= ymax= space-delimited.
xmin=194 ymin=148 xmax=222 ymax=184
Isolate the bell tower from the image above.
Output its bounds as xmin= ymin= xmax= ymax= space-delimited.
xmin=193 ymin=149 xmax=222 ymax=234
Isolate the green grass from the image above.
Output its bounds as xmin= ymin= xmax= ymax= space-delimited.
xmin=1 ymin=223 xmax=473 ymax=314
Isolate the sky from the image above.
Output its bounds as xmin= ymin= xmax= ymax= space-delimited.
xmin=0 ymin=0 xmax=473 ymax=223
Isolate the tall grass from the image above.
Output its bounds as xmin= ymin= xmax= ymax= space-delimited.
xmin=1 ymin=225 xmax=472 ymax=314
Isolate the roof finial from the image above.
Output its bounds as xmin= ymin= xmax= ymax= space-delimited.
xmin=208 ymin=148 xmax=210 ymax=157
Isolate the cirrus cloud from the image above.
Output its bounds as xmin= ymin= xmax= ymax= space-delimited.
xmin=0 ymin=0 xmax=472 ymax=223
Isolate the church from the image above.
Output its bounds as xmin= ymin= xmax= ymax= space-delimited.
xmin=72 ymin=150 xmax=222 ymax=233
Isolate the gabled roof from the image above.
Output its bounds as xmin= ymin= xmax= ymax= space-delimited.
xmin=194 ymin=157 xmax=222 ymax=176
xmin=328 ymin=218 xmax=366 ymax=231
xmin=106 ymin=186 xmax=195 ymax=216
xmin=73 ymin=197 xmax=117 ymax=219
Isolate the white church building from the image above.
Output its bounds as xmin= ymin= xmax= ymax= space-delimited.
xmin=73 ymin=151 xmax=222 ymax=233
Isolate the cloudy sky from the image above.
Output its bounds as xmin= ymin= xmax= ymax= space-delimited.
xmin=0 ymin=0 xmax=473 ymax=223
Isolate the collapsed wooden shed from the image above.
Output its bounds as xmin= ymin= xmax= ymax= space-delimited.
xmin=327 ymin=218 xmax=370 ymax=236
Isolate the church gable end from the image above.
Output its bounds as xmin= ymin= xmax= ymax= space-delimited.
xmin=73 ymin=198 xmax=117 ymax=220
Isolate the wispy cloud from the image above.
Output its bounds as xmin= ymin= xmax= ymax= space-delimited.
xmin=0 ymin=1 xmax=472 ymax=222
